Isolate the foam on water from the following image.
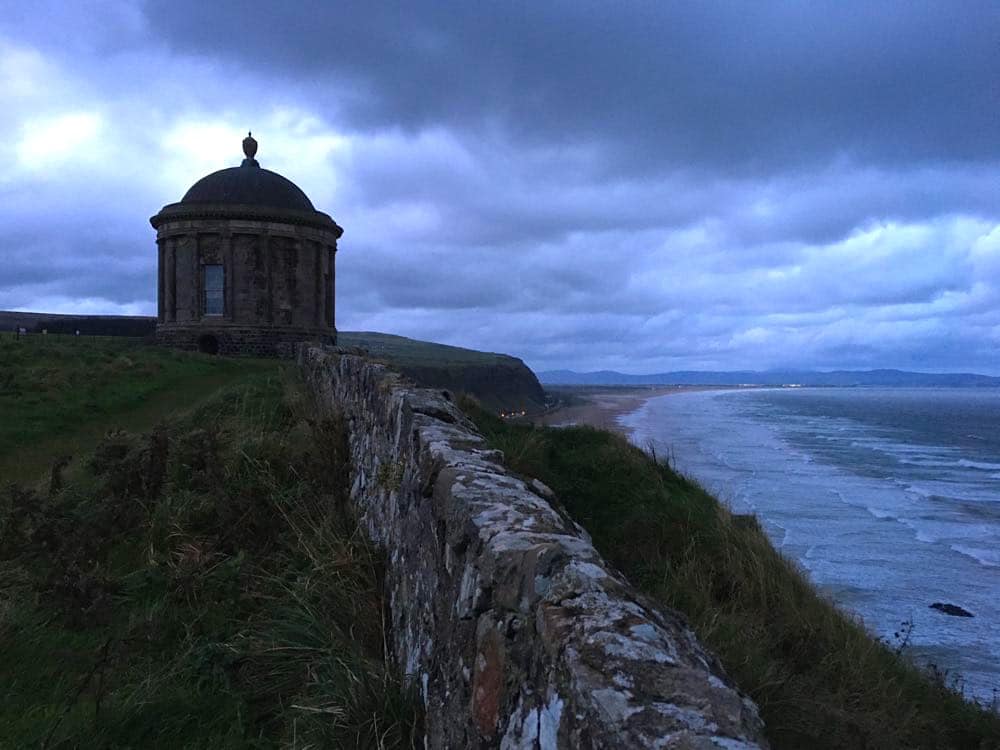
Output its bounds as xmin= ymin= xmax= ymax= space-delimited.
xmin=950 ymin=544 xmax=1000 ymax=568
xmin=619 ymin=387 xmax=1000 ymax=702
xmin=960 ymin=459 xmax=1000 ymax=471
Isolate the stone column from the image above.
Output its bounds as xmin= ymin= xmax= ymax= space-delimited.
xmin=291 ymin=238 xmax=303 ymax=327
xmin=263 ymin=230 xmax=273 ymax=324
xmin=166 ymin=237 xmax=177 ymax=323
xmin=313 ymin=240 xmax=322 ymax=328
xmin=222 ymin=229 xmax=233 ymax=322
xmin=190 ymin=233 xmax=200 ymax=321
xmin=156 ymin=239 xmax=165 ymax=323
xmin=328 ymin=244 xmax=336 ymax=330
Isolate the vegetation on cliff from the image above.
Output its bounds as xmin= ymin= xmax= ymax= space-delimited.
xmin=0 ymin=333 xmax=274 ymax=485
xmin=338 ymin=330 xmax=548 ymax=413
xmin=464 ymin=400 xmax=1000 ymax=749
xmin=0 ymin=338 xmax=418 ymax=748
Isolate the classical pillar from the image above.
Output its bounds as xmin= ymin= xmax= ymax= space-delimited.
xmin=263 ymin=230 xmax=273 ymax=323
xmin=291 ymin=237 xmax=302 ymax=327
xmin=190 ymin=233 xmax=200 ymax=321
xmin=222 ymin=229 xmax=233 ymax=321
xmin=328 ymin=245 xmax=336 ymax=329
xmin=166 ymin=237 xmax=177 ymax=322
xmin=157 ymin=239 xmax=165 ymax=323
xmin=313 ymin=240 xmax=322 ymax=328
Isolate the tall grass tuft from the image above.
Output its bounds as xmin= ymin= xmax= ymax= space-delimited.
xmin=0 ymin=369 xmax=420 ymax=748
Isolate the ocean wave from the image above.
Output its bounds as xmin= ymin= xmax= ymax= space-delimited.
xmin=886 ymin=443 xmax=960 ymax=455
xmin=901 ymin=483 xmax=992 ymax=505
xmin=893 ymin=457 xmax=1000 ymax=477
xmin=913 ymin=529 xmax=940 ymax=544
xmin=950 ymin=544 xmax=1000 ymax=568
xmin=903 ymin=484 xmax=946 ymax=501
xmin=898 ymin=457 xmax=963 ymax=468
xmin=957 ymin=458 xmax=1000 ymax=471
xmin=630 ymin=386 xmax=1000 ymax=703
xmin=898 ymin=517 xmax=947 ymax=544
xmin=866 ymin=507 xmax=897 ymax=520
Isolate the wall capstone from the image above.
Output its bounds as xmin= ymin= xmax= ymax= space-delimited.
xmin=299 ymin=345 xmax=768 ymax=749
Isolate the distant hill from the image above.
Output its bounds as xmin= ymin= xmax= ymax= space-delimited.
xmin=339 ymin=331 xmax=547 ymax=413
xmin=0 ymin=313 xmax=547 ymax=413
xmin=540 ymin=368 xmax=1000 ymax=388
xmin=338 ymin=331 xmax=514 ymax=366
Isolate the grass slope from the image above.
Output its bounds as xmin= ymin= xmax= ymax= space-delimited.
xmin=0 ymin=341 xmax=419 ymax=748
xmin=339 ymin=331 xmax=548 ymax=414
xmin=338 ymin=331 xmax=515 ymax=367
xmin=464 ymin=400 xmax=1000 ymax=749
xmin=0 ymin=334 xmax=275 ymax=484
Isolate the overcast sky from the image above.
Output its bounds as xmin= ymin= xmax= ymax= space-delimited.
xmin=1 ymin=1 xmax=998 ymax=373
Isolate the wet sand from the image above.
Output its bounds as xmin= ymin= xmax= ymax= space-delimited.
xmin=535 ymin=385 xmax=728 ymax=436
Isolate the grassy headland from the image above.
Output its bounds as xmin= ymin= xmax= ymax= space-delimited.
xmin=0 ymin=338 xmax=418 ymax=748
xmin=464 ymin=399 xmax=1000 ymax=749
xmin=338 ymin=331 xmax=548 ymax=414
xmin=0 ymin=334 xmax=276 ymax=485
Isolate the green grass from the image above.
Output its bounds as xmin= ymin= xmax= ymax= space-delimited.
xmin=0 ymin=345 xmax=419 ymax=748
xmin=338 ymin=331 xmax=548 ymax=415
xmin=463 ymin=399 xmax=1000 ymax=749
xmin=338 ymin=331 xmax=517 ymax=367
xmin=0 ymin=335 xmax=275 ymax=484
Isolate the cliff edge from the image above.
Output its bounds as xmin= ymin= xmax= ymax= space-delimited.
xmin=338 ymin=331 xmax=547 ymax=414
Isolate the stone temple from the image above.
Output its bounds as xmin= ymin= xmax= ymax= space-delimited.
xmin=150 ymin=133 xmax=343 ymax=357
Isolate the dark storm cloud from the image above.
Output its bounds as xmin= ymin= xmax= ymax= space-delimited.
xmin=144 ymin=0 xmax=999 ymax=173
xmin=2 ymin=1 xmax=999 ymax=373
xmin=0 ymin=218 xmax=154 ymax=309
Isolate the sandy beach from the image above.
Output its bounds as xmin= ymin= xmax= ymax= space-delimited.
xmin=535 ymin=385 xmax=727 ymax=436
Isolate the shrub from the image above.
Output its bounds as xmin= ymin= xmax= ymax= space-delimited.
xmin=0 ymin=373 xmax=420 ymax=748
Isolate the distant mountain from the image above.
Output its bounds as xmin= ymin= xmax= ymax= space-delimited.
xmin=539 ymin=368 xmax=1000 ymax=388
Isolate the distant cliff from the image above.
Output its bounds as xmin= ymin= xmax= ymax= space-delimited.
xmin=337 ymin=331 xmax=548 ymax=413
xmin=0 ymin=312 xmax=547 ymax=412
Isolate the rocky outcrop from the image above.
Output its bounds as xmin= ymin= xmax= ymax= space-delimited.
xmin=299 ymin=345 xmax=767 ymax=749
xmin=930 ymin=602 xmax=974 ymax=618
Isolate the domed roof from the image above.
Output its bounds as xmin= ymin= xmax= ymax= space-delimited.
xmin=179 ymin=132 xmax=315 ymax=212
xmin=152 ymin=133 xmax=342 ymax=236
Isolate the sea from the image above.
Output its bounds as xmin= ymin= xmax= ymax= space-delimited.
xmin=619 ymin=387 xmax=1000 ymax=703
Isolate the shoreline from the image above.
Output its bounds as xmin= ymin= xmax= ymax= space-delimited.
xmin=535 ymin=385 xmax=736 ymax=436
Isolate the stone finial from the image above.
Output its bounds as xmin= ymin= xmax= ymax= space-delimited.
xmin=241 ymin=131 xmax=259 ymax=167
xmin=243 ymin=131 xmax=258 ymax=160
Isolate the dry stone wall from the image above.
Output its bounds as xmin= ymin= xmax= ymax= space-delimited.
xmin=299 ymin=346 xmax=768 ymax=749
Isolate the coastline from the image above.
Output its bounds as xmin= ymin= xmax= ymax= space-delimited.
xmin=615 ymin=385 xmax=1000 ymax=702
xmin=535 ymin=385 xmax=734 ymax=436
xmin=478 ymin=390 xmax=1000 ymax=743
